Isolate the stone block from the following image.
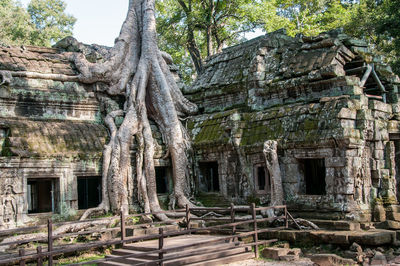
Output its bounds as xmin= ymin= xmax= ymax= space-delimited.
xmin=388 ymin=120 xmax=399 ymax=133
xmin=375 ymin=220 xmax=400 ymax=230
xmin=325 ymin=157 xmax=346 ymax=168
xmin=370 ymin=251 xmax=387 ymax=265
xmin=349 ymin=231 xmax=394 ymax=246
xmin=261 ymin=247 xmax=289 ymax=260
xmin=373 ymin=204 xmax=386 ymax=222
xmin=340 ymin=119 xmax=356 ymax=128
xmin=387 ymin=212 xmax=400 ymax=221
xmin=310 ymin=254 xmax=357 ymax=266
xmin=369 ymin=99 xmax=392 ymax=113
xmin=261 ymin=247 xmax=301 ymax=261
xmin=373 ymin=149 xmax=384 ymax=159
xmin=338 ymin=108 xmax=357 ymax=119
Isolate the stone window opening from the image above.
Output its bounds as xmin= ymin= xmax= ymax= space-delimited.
xmin=199 ymin=162 xmax=220 ymax=192
xmin=28 ymin=178 xmax=60 ymax=213
xmin=254 ymin=164 xmax=271 ymax=193
xmin=299 ymin=158 xmax=326 ymax=195
xmin=77 ymin=176 xmax=102 ymax=210
xmin=155 ymin=167 xmax=170 ymax=194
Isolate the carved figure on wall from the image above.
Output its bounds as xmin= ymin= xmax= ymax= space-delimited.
xmin=1 ymin=185 xmax=17 ymax=227
xmin=354 ymin=167 xmax=368 ymax=205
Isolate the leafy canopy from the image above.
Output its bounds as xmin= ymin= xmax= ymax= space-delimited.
xmin=156 ymin=0 xmax=266 ymax=82
xmin=156 ymin=0 xmax=360 ymax=83
xmin=0 ymin=0 xmax=76 ymax=47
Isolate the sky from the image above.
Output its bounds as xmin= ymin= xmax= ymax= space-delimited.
xmin=21 ymin=0 xmax=128 ymax=46
xmin=21 ymin=0 xmax=264 ymax=47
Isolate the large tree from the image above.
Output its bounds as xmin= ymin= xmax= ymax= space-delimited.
xmin=0 ymin=0 xmax=36 ymax=45
xmin=346 ymin=0 xmax=400 ymax=75
xmin=74 ymin=0 xmax=198 ymax=219
xmin=156 ymin=0 xmax=265 ymax=80
xmin=0 ymin=0 xmax=75 ymax=47
xmin=272 ymin=0 xmax=357 ymax=36
xmin=28 ymin=0 xmax=76 ymax=46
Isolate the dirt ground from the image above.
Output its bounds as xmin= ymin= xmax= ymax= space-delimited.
xmin=223 ymin=258 xmax=315 ymax=266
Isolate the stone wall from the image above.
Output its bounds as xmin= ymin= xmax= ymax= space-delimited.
xmin=0 ymin=45 xmax=106 ymax=229
xmin=187 ymin=29 xmax=400 ymax=222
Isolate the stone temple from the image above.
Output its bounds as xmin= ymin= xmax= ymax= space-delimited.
xmin=1 ymin=29 xmax=400 ymax=229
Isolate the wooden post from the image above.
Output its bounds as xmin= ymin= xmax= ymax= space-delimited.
xmin=284 ymin=206 xmax=288 ymax=229
xmin=37 ymin=246 xmax=43 ymax=266
xmin=230 ymin=203 xmax=236 ymax=241
xmin=158 ymin=227 xmax=164 ymax=266
xmin=185 ymin=204 xmax=190 ymax=232
xmin=47 ymin=219 xmax=53 ymax=266
xmin=250 ymin=203 xmax=258 ymax=258
xmin=19 ymin=249 xmax=25 ymax=266
xmin=121 ymin=210 xmax=126 ymax=245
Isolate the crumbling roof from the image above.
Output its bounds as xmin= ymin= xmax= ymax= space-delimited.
xmin=0 ymin=118 xmax=107 ymax=158
xmin=189 ymin=96 xmax=361 ymax=149
xmin=186 ymin=29 xmax=400 ymax=112
xmin=0 ymin=45 xmax=76 ymax=75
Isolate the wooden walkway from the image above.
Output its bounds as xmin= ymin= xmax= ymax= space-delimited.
xmin=0 ymin=204 xmax=288 ymax=265
xmin=101 ymin=234 xmax=255 ymax=266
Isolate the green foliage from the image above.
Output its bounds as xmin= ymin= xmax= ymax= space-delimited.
xmin=346 ymin=0 xmax=400 ymax=75
xmin=0 ymin=0 xmax=75 ymax=47
xmin=156 ymin=0 xmax=266 ymax=83
xmin=270 ymin=0 xmax=357 ymax=36
xmin=28 ymin=0 xmax=76 ymax=46
xmin=156 ymin=0 xmax=359 ymax=83
xmin=0 ymin=0 xmax=36 ymax=45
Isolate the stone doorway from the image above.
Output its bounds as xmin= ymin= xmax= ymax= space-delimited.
xmin=155 ymin=167 xmax=170 ymax=194
xmin=27 ymin=178 xmax=59 ymax=213
xmin=299 ymin=159 xmax=326 ymax=195
xmin=254 ymin=164 xmax=271 ymax=194
xmin=199 ymin=162 xmax=220 ymax=192
xmin=77 ymin=176 xmax=102 ymax=210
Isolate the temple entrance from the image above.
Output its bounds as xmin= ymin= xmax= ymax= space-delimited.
xmin=199 ymin=162 xmax=219 ymax=192
xmin=155 ymin=167 xmax=170 ymax=194
xmin=27 ymin=178 xmax=59 ymax=213
xmin=77 ymin=176 xmax=102 ymax=210
xmin=254 ymin=164 xmax=271 ymax=193
xmin=299 ymin=159 xmax=326 ymax=195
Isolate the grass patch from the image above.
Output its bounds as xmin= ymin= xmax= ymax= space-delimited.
xmin=55 ymin=251 xmax=108 ymax=265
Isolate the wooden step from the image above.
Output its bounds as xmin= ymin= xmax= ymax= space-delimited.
xmin=99 ymin=260 xmax=135 ymax=266
xmin=164 ymin=246 xmax=251 ymax=265
xmin=188 ymin=251 xmax=255 ymax=266
xmin=163 ymin=241 xmax=242 ymax=259
xmin=112 ymin=248 xmax=158 ymax=259
xmin=120 ymin=244 xmax=158 ymax=252
xmin=102 ymin=254 xmax=157 ymax=265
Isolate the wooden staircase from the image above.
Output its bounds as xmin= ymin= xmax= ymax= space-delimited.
xmin=100 ymin=235 xmax=255 ymax=266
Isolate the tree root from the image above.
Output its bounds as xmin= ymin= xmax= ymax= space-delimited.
xmin=68 ymin=0 xmax=198 ymax=221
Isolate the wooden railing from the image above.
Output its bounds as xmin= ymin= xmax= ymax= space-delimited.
xmin=0 ymin=204 xmax=288 ymax=266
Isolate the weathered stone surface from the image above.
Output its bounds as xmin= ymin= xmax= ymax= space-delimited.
xmin=370 ymin=251 xmax=387 ymax=265
xmin=310 ymin=254 xmax=357 ymax=266
xmin=1 ymin=28 xmax=400 ymax=229
xmin=261 ymin=247 xmax=301 ymax=261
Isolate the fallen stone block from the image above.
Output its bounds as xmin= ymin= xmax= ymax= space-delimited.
xmin=370 ymin=251 xmax=387 ymax=265
xmin=262 ymin=247 xmax=290 ymax=260
xmin=310 ymin=254 xmax=357 ymax=266
xmin=261 ymin=247 xmax=301 ymax=261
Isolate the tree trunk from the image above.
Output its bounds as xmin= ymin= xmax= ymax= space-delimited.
xmin=263 ymin=141 xmax=284 ymax=207
xmin=74 ymin=0 xmax=198 ymax=220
